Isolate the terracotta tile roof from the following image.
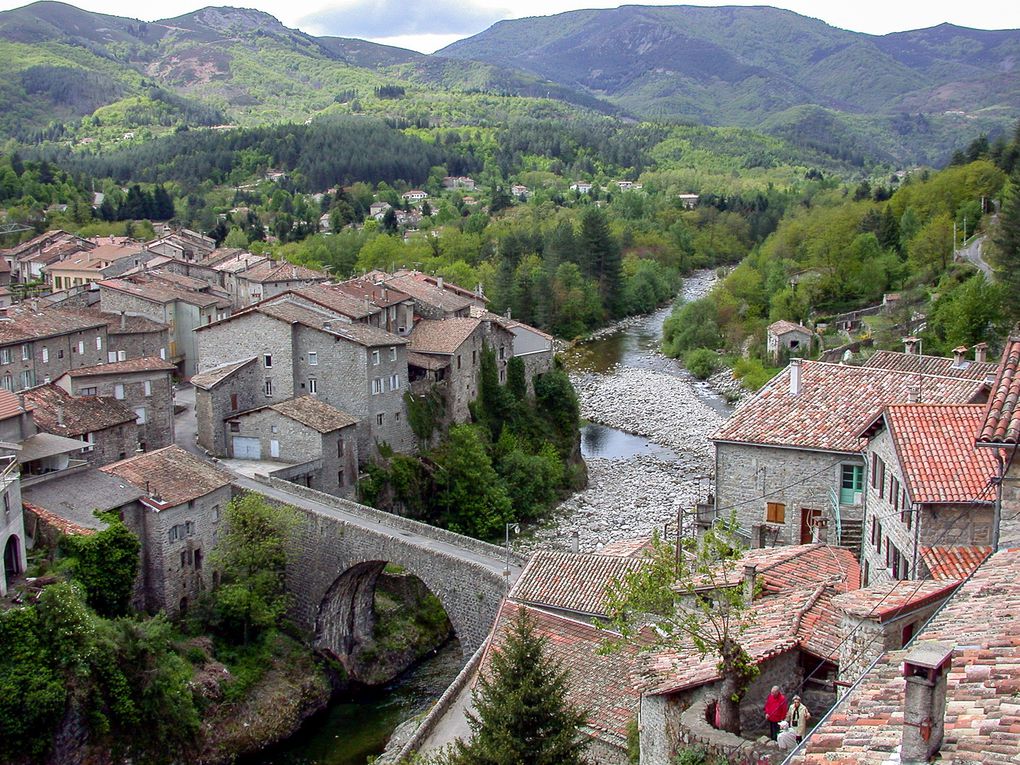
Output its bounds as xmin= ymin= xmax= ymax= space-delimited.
xmin=509 ymin=550 xmax=644 ymax=618
xmin=382 ymin=273 xmax=473 ymax=313
xmin=240 ymin=259 xmax=327 ymax=284
xmin=101 ymin=445 xmax=231 ymax=507
xmin=597 ymin=537 xmax=656 ymax=558
xmin=768 ymin=319 xmax=811 ymax=336
xmin=190 ymin=357 xmax=257 ymax=390
xmin=409 ymin=318 xmax=481 ymax=355
xmin=831 ymin=579 xmax=961 ymax=622
xmin=22 ymin=501 xmax=96 ymax=536
xmin=253 ymin=300 xmax=406 ymax=347
xmin=406 ymin=351 xmax=449 ymax=371
xmin=864 ymin=349 xmax=999 ymax=381
xmin=713 ymin=360 xmax=986 ymax=453
xmin=334 ymin=277 xmax=411 ymax=308
xmin=259 ymin=395 xmax=357 ymax=433
xmin=0 ymin=389 xmax=28 ymax=420
xmin=481 ymin=601 xmax=643 ymax=746
xmin=977 ymin=336 xmax=1020 ymax=445
xmin=22 ymin=384 xmax=135 ymax=437
xmin=2 ymin=230 xmax=92 ymax=260
xmin=280 ymin=284 xmax=383 ymax=320
xmin=62 ymin=356 xmax=176 ymax=378
xmin=208 ymin=252 xmax=267 ymax=273
xmin=98 ymin=274 xmax=225 ymax=308
xmin=740 ymin=544 xmax=861 ymax=594
xmin=0 ymin=304 xmax=107 ymax=344
xmin=872 ymin=404 xmax=998 ymax=504
xmin=919 ymin=546 xmax=992 ymax=580
xmin=793 ymin=548 xmax=1020 ymax=765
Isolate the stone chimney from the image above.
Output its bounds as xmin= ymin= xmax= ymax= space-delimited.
xmin=974 ymin=342 xmax=988 ymax=363
xmin=901 ymin=641 xmax=953 ymax=763
xmin=952 ymin=346 xmax=968 ymax=367
xmin=743 ymin=564 xmax=757 ymax=604
xmin=56 ymin=404 xmax=64 ymax=428
xmin=120 ymin=311 xmax=127 ymax=330
xmin=907 ymin=385 xmax=920 ymax=404
xmin=789 ymin=357 xmax=803 ymax=395
xmin=903 ymin=336 xmax=920 ymax=355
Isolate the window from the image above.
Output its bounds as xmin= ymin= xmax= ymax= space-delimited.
xmin=308 ymin=378 xmax=317 ymax=394
xmin=1 ymin=375 xmax=10 ymax=392
xmin=42 ymin=347 xmax=49 ymax=363
xmin=118 ymin=350 xmax=126 ymax=361
xmin=372 ymin=350 xmax=380 ymax=365
xmin=871 ymin=456 xmax=881 ymax=488
xmin=264 ymin=354 xmax=273 ymax=368
xmin=194 ymin=549 xmax=202 ymax=570
xmin=765 ymin=502 xmax=786 ymax=524
xmin=21 ymin=344 xmax=31 ymax=361
xmin=389 ymin=374 xmax=399 ymax=391
xmin=82 ymin=432 xmax=95 ymax=453
xmin=892 ymin=477 xmax=900 ymax=512
xmin=308 ymin=351 xmax=318 ymax=366
xmin=338 ymin=471 xmax=345 ymax=487
xmin=372 ymin=377 xmax=384 ymax=395
xmin=376 ymin=413 xmax=384 ymax=426
xmin=54 ymin=276 xmax=62 ymax=289
xmin=144 ymin=380 xmax=152 ymax=397
xmin=19 ymin=370 xmax=33 ymax=390
xmin=337 ymin=439 xmax=344 ymax=457
xmin=877 ymin=459 xmax=886 ymax=499
xmin=0 ymin=348 xmax=10 ymax=364
xmin=271 ymin=425 xmax=278 ymax=434
xmin=499 ymin=369 xmax=506 ymax=383
xmin=499 ymin=346 xmax=506 ymax=360
xmin=870 ymin=517 xmax=878 ymax=546
xmin=169 ymin=526 xmax=179 ymax=543
xmin=3 ymin=492 xmax=9 ymax=516
xmin=58 ymin=349 xmax=63 ymax=360
xmin=212 ymin=505 xmax=220 ymax=522
xmin=186 ymin=520 xmax=195 ymax=535
xmin=80 ymin=386 xmax=98 ymax=397
xmin=904 ymin=489 xmax=912 ymax=530
xmin=180 ymin=550 xmax=187 ymax=569
xmin=95 ymin=336 xmax=102 ymax=351
xmin=229 ymin=421 xmax=240 ymax=433
xmin=230 ymin=394 xmax=238 ymax=411
xmin=160 ymin=348 xmax=166 ymax=360
xmin=108 ymin=351 xmax=117 ymax=363
xmin=114 ymin=384 xmax=125 ymax=400
xmin=134 ymin=407 xmax=147 ymax=425
xmin=457 ymin=355 xmax=462 ymax=370
xmin=264 ymin=378 xmax=273 ymax=396
xmin=76 ymin=341 xmax=84 ymax=355
xmin=389 ymin=346 xmax=397 ymax=361
xmin=472 ymin=350 xmax=477 ymax=365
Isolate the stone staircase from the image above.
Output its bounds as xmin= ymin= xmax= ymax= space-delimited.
xmin=838 ymin=519 xmax=863 ymax=559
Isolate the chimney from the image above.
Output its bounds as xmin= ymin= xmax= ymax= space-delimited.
xmin=901 ymin=641 xmax=953 ymax=763
xmin=56 ymin=404 xmax=64 ymax=428
xmin=743 ymin=564 xmax=757 ymax=604
xmin=789 ymin=357 xmax=803 ymax=395
xmin=436 ymin=276 xmax=444 ymax=291
xmin=120 ymin=311 xmax=126 ymax=330
xmin=974 ymin=342 xmax=988 ymax=363
xmin=903 ymin=336 xmax=920 ymax=356
xmin=907 ymin=385 xmax=920 ymax=404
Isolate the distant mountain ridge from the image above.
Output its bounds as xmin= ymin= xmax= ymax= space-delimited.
xmin=0 ymin=1 xmax=1018 ymax=164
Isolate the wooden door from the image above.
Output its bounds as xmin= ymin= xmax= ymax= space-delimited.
xmin=800 ymin=508 xmax=821 ymax=544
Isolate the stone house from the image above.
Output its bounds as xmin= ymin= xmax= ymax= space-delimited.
xmin=766 ymin=319 xmax=813 ymax=362
xmin=711 ymin=358 xmax=988 ymax=550
xmin=0 ymin=438 xmax=23 ymax=597
xmin=4 ymin=230 xmax=94 ymax=283
xmin=857 ymin=404 xmax=997 ymax=586
xmin=226 ymin=395 xmax=359 ymax=497
xmin=191 ymin=357 xmax=262 ymax=457
xmin=205 ymin=251 xmax=268 ymax=307
xmin=0 ymin=304 xmax=109 ymax=392
xmin=470 ymin=306 xmax=554 ymax=391
xmin=233 ymin=260 xmax=328 ymax=307
xmin=331 ymin=277 xmax=416 ymax=336
xmin=401 ymin=190 xmax=428 ymax=202
xmin=408 ymin=317 xmax=505 ymax=424
xmin=101 ymin=445 xmax=233 ymax=616
xmin=22 ymin=383 xmax=138 ymax=467
xmin=44 ymin=242 xmax=144 ymax=291
xmin=378 ymin=272 xmax=476 ymax=319
xmin=194 ymin=298 xmax=413 ymax=460
xmin=98 ymin=273 xmax=231 ymax=378
xmin=95 ymin=311 xmax=170 ymax=362
xmin=53 ymin=357 xmax=176 ymax=453
xmin=145 ymin=229 xmax=216 ymax=262
xmin=268 ymin=284 xmax=388 ymax=328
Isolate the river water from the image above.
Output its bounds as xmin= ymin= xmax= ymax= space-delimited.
xmin=252 ymin=270 xmax=726 ymax=762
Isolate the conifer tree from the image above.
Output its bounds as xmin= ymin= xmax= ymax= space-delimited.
xmin=992 ymin=169 xmax=1020 ymax=321
xmin=445 ymin=608 xmax=587 ymax=765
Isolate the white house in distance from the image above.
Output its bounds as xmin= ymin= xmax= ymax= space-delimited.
xmin=766 ymin=319 xmax=813 ymax=362
xmin=677 ymin=193 xmax=700 ymax=209
xmin=401 ymin=190 xmax=428 ymax=203
xmin=570 ymin=182 xmax=593 ymax=194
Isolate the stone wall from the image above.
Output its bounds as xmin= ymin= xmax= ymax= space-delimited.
xmin=196 ymin=312 xmax=295 ymax=396
xmin=0 ymin=470 xmax=25 ymax=597
xmin=195 ymin=361 xmax=262 ymax=456
xmin=998 ymin=459 xmax=1020 ymax=548
xmin=0 ymin=324 xmax=108 ymax=391
xmin=108 ymin=326 xmax=169 ymax=363
xmin=84 ymin=421 xmax=138 ymax=467
xmin=716 ymin=442 xmax=861 ymax=547
xmin=64 ymin=370 xmax=174 ymax=453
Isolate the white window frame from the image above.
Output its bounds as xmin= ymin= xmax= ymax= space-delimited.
xmin=95 ymin=336 xmax=102 ymax=351
xmin=76 ymin=341 xmax=84 ymax=355
xmin=389 ymin=346 xmax=397 ymax=361
xmin=21 ymin=344 xmax=31 ymax=361
xmin=372 ymin=350 xmax=380 ymax=366
xmin=144 ymin=380 xmax=152 ymax=397
xmin=308 ymin=351 xmax=318 ymax=366
xmin=264 ymin=378 xmax=273 ymax=396
xmin=0 ymin=348 xmax=10 ymax=364
xmin=82 ymin=432 xmax=95 ymax=453
xmin=390 ymin=374 xmax=399 ymax=391
xmin=118 ymin=350 xmax=127 ymax=361
xmin=108 ymin=351 xmax=117 ymax=363
xmin=264 ymin=353 xmax=273 ymax=368
xmin=308 ymin=377 xmax=317 ymax=394
xmin=42 ymin=347 xmax=49 ymax=363
xmin=159 ymin=348 xmax=166 ymax=360
xmin=134 ymin=407 xmax=147 ymax=425
xmin=114 ymin=384 xmax=125 ymax=400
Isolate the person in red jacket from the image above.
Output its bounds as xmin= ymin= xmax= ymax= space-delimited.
xmin=764 ymin=685 xmax=788 ymax=740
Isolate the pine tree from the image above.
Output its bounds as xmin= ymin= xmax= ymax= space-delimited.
xmin=580 ymin=206 xmax=622 ymax=317
xmin=992 ymin=169 xmax=1020 ymax=321
xmin=446 ymin=608 xmax=588 ymax=765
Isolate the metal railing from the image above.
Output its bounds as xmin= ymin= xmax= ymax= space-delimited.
xmin=828 ymin=487 xmax=843 ymax=547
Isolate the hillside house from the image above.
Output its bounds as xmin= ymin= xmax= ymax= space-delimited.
xmin=145 ymin=229 xmax=216 ymax=262
xmin=677 ymin=193 xmax=700 ymax=209
xmin=101 ymin=446 xmax=233 ymax=616
xmin=45 ymin=242 xmax=144 ymax=291
xmin=53 ymin=357 xmax=176 ymax=453
xmin=0 ymin=304 xmax=109 ymax=392
xmin=226 ymin=395 xmax=359 ymax=497
xmin=766 ymin=319 xmax=813 ymax=362
xmin=332 ymin=278 xmax=416 ymax=336
xmin=511 ymin=184 xmax=529 ymax=199
xmin=3 ymin=230 xmax=94 ymax=283
xmin=570 ymin=182 xmax=593 ymax=194
xmin=442 ymin=176 xmax=476 ymax=191
xmin=401 ymin=190 xmax=428 ymax=203
xmin=369 ymin=201 xmax=392 ymax=220
xmin=233 ymin=260 xmax=328 ymax=306
xmin=858 ymin=404 xmax=997 ymax=586
xmin=711 ymin=357 xmax=988 ymax=550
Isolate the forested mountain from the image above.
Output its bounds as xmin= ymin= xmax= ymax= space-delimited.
xmin=440 ymin=5 xmax=1020 ymax=164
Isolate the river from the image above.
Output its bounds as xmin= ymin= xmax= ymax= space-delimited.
xmin=250 ymin=270 xmax=726 ymax=762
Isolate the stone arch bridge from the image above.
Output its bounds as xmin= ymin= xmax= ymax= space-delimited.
xmin=239 ymin=475 xmax=524 ymax=663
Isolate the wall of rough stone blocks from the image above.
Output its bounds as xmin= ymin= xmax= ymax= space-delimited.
xmin=196 ymin=312 xmax=294 ymax=397
xmin=0 ymin=472 xmax=25 ymax=597
xmin=716 ymin=442 xmax=862 ymax=547
xmin=195 ymin=361 xmax=262 ymax=456
xmin=107 ymin=327 xmax=169 ymax=362
xmin=66 ymin=371 xmax=174 ymax=453
xmin=84 ymin=421 xmax=137 ymax=467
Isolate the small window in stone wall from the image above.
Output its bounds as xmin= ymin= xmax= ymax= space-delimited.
xmin=338 ymin=471 xmax=345 ymax=488
xmin=337 ymin=439 xmax=344 ymax=457
xmin=376 ymin=413 xmax=384 ymax=426
xmin=230 ymin=421 xmax=240 ymax=432
xmin=766 ymin=502 xmax=785 ymax=524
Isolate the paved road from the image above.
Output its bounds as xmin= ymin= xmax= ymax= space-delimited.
xmin=172 ymin=384 xmax=522 ymax=583
xmin=957 ymin=229 xmax=994 ymax=280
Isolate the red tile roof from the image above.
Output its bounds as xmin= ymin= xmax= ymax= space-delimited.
xmin=597 ymin=537 xmax=656 ymax=558
xmin=62 ymin=357 xmax=176 ymax=377
xmin=98 ymin=274 xmax=226 ymax=308
xmin=0 ymin=389 xmax=28 ymax=420
xmin=792 ymin=548 xmax=1020 ymax=765
xmin=409 ymin=318 xmax=481 ymax=355
xmin=738 ymin=544 xmax=861 ymax=594
xmin=22 ymin=384 xmax=135 ymax=437
xmin=977 ymin=336 xmax=1020 ymax=445
xmin=240 ymin=259 xmax=327 ymax=284
xmin=22 ymin=501 xmax=96 ymax=536
xmin=831 ymin=579 xmax=961 ymax=622
xmin=864 ymin=349 xmax=998 ymax=381
xmin=872 ymin=404 xmax=998 ymax=504
xmin=919 ymin=545 xmax=992 ymax=580
xmin=768 ymin=319 xmax=811 ymax=336
xmin=382 ymin=273 xmax=473 ymax=313
xmin=332 ymin=277 xmax=412 ymax=308
xmin=713 ymin=360 xmax=986 ymax=453
xmin=283 ymin=285 xmax=380 ymax=319
xmin=509 ymin=550 xmax=644 ymax=617
xmin=101 ymin=445 xmax=231 ymax=507
xmin=480 ymin=601 xmax=644 ymax=746
xmin=256 ymin=300 xmax=406 ymax=347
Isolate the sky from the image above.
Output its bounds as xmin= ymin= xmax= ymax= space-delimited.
xmin=4 ymin=0 xmax=1020 ymax=52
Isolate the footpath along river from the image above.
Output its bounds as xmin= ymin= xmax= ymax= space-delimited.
xmin=530 ymin=268 xmax=731 ymax=552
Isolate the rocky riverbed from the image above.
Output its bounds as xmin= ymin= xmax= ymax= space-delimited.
xmin=528 ymin=270 xmax=730 ymax=553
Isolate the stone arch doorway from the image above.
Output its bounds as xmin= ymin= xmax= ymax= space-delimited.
xmin=314 ymin=559 xmax=455 ymax=682
xmin=4 ymin=534 xmax=22 ymax=592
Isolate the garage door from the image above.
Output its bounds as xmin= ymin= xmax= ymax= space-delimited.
xmin=232 ymin=436 xmax=261 ymax=459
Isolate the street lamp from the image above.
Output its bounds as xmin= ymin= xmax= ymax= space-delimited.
xmin=504 ymin=522 xmax=520 ymax=588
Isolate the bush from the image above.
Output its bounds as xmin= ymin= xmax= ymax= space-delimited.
xmin=62 ymin=511 xmax=140 ymax=618
xmin=683 ymin=348 xmax=720 ymax=379
xmin=662 ymin=297 xmax=723 ymax=357
xmin=732 ymin=358 xmax=781 ymax=391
